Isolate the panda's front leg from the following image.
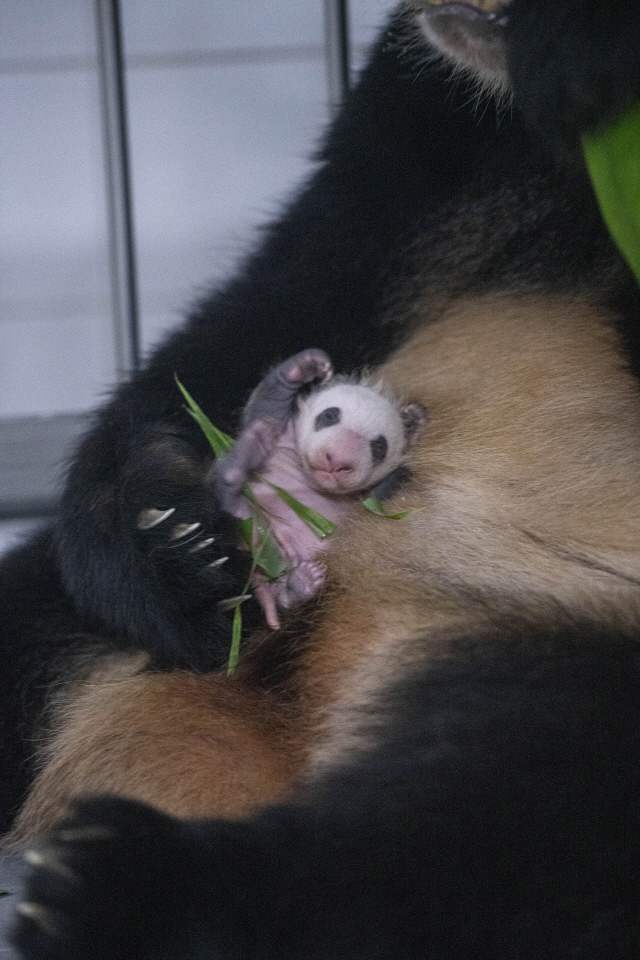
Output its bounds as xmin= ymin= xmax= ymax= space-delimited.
xmin=10 ymin=798 xmax=233 ymax=960
xmin=11 ymin=796 xmax=327 ymax=960
xmin=59 ymin=421 xmax=255 ymax=672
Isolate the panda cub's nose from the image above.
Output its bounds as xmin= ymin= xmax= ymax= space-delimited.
xmin=320 ymin=450 xmax=354 ymax=475
xmin=310 ymin=449 xmax=354 ymax=477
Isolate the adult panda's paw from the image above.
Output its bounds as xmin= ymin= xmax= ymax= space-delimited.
xmin=59 ymin=423 xmax=257 ymax=670
xmin=11 ymin=797 xmax=203 ymax=960
xmin=119 ymin=431 xmax=257 ymax=663
xmin=507 ymin=0 xmax=640 ymax=140
xmin=133 ymin=491 xmax=242 ymax=592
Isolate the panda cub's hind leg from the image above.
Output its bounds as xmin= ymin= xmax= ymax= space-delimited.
xmin=281 ymin=560 xmax=326 ymax=608
xmin=254 ymin=560 xmax=326 ymax=630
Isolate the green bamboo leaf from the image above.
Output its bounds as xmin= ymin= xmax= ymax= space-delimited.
xmin=265 ymin=481 xmax=337 ymax=539
xmin=582 ymin=99 xmax=640 ymax=286
xmin=175 ymin=376 xmax=235 ymax=457
xmin=227 ymin=605 xmax=243 ymax=676
xmin=362 ymin=497 xmax=412 ymax=520
xmin=238 ymin=516 xmax=288 ymax=580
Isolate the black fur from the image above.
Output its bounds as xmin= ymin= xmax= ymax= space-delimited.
xmin=370 ymin=434 xmax=387 ymax=465
xmin=3 ymin=0 xmax=640 ymax=953
xmin=11 ymin=626 xmax=640 ymax=960
xmin=508 ymin=0 xmax=640 ymax=139
xmin=314 ymin=407 xmax=341 ymax=430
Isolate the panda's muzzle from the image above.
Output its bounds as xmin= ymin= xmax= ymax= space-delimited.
xmin=420 ymin=0 xmax=509 ymax=22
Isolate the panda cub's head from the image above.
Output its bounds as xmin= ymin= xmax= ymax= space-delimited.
xmin=295 ymin=381 xmax=415 ymax=495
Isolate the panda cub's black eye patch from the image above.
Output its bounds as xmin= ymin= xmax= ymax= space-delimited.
xmin=370 ymin=435 xmax=388 ymax=464
xmin=314 ymin=406 xmax=341 ymax=430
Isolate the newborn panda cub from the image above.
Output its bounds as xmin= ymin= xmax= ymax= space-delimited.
xmin=214 ymin=349 xmax=426 ymax=628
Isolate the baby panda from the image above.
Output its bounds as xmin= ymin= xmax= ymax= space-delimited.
xmin=213 ymin=349 xmax=426 ymax=628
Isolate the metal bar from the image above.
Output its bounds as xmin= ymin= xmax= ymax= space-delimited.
xmin=323 ymin=0 xmax=351 ymax=116
xmin=94 ymin=0 xmax=140 ymax=377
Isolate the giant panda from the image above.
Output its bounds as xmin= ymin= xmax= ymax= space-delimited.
xmin=5 ymin=0 xmax=640 ymax=956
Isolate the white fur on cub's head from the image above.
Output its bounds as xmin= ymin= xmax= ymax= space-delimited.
xmin=295 ymin=381 xmax=407 ymax=494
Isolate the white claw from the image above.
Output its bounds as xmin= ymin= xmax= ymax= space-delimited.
xmin=25 ymin=849 xmax=77 ymax=881
xmin=208 ymin=556 xmax=229 ymax=568
xmin=136 ymin=507 xmax=176 ymax=530
xmin=217 ymin=594 xmax=251 ymax=612
xmin=170 ymin=522 xmax=202 ymax=540
xmin=16 ymin=903 xmax=60 ymax=938
xmin=189 ymin=537 xmax=216 ymax=553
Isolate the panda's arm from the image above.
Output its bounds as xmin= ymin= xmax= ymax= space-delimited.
xmin=54 ymin=8 xmax=515 ymax=670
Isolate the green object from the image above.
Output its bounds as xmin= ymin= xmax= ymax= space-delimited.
xmin=582 ymin=99 xmax=640 ymax=286
xmin=175 ymin=376 xmax=234 ymax=457
xmin=362 ymin=497 xmax=412 ymax=520
xmin=227 ymin=520 xmax=286 ymax=677
xmin=227 ymin=605 xmax=243 ymax=676
xmin=237 ymin=516 xmax=288 ymax=580
xmin=264 ymin=481 xmax=337 ymax=539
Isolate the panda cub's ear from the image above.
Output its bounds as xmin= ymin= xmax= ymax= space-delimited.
xmin=400 ymin=404 xmax=428 ymax=446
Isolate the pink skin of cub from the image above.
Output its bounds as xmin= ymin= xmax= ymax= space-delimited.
xmin=242 ymin=417 xmax=357 ymax=630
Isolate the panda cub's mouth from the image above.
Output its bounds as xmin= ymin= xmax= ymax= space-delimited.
xmin=411 ymin=0 xmax=512 ymax=92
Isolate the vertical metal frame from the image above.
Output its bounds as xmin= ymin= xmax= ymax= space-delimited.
xmin=324 ymin=0 xmax=351 ymax=116
xmin=92 ymin=0 xmax=353 ymax=380
xmin=94 ymin=0 xmax=140 ymax=377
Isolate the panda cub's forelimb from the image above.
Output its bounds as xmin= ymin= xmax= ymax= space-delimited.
xmin=214 ymin=350 xmax=333 ymax=518
xmin=239 ymin=349 xmax=333 ymax=430
xmin=214 ymin=418 xmax=282 ymax=519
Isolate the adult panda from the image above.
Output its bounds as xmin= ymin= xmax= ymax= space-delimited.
xmin=6 ymin=0 xmax=640 ymax=956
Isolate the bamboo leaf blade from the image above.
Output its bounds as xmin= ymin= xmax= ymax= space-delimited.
xmin=175 ymin=376 xmax=235 ymax=457
xmin=362 ymin=497 xmax=412 ymax=520
xmin=227 ymin=605 xmax=243 ymax=675
xmin=238 ymin=516 xmax=288 ymax=580
xmin=264 ymin=481 xmax=337 ymax=539
xmin=582 ymin=99 xmax=640 ymax=286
